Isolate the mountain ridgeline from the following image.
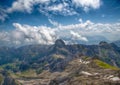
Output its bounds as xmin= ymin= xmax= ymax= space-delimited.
xmin=0 ymin=39 xmax=120 ymax=85
xmin=0 ymin=39 xmax=120 ymax=69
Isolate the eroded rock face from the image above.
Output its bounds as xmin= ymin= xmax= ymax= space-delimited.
xmin=14 ymin=58 xmax=120 ymax=85
xmin=3 ymin=76 xmax=17 ymax=85
xmin=0 ymin=71 xmax=18 ymax=85
xmin=55 ymin=39 xmax=65 ymax=48
xmin=48 ymin=58 xmax=120 ymax=85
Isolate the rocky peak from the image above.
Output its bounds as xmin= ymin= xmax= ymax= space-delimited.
xmin=99 ymin=41 xmax=108 ymax=46
xmin=55 ymin=39 xmax=65 ymax=48
xmin=99 ymin=41 xmax=113 ymax=49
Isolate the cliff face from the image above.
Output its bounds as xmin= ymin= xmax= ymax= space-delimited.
xmin=2 ymin=76 xmax=17 ymax=85
xmin=14 ymin=57 xmax=120 ymax=85
xmin=0 ymin=72 xmax=18 ymax=85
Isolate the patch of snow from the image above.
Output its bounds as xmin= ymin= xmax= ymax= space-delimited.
xmin=93 ymin=73 xmax=99 ymax=75
xmin=107 ymin=75 xmax=114 ymax=79
xmin=79 ymin=59 xmax=90 ymax=64
xmin=110 ymin=77 xmax=120 ymax=81
xmin=79 ymin=59 xmax=82 ymax=63
xmin=84 ymin=61 xmax=90 ymax=64
xmin=81 ymin=71 xmax=92 ymax=76
xmin=104 ymin=75 xmax=120 ymax=81
xmin=104 ymin=75 xmax=114 ymax=80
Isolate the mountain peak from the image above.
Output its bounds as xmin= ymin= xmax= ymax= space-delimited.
xmin=99 ymin=41 xmax=108 ymax=46
xmin=55 ymin=39 xmax=65 ymax=48
xmin=99 ymin=41 xmax=114 ymax=49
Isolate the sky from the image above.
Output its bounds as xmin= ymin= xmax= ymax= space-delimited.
xmin=0 ymin=0 xmax=120 ymax=47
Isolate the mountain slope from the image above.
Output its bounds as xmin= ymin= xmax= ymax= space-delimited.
xmin=114 ymin=40 xmax=120 ymax=47
xmin=0 ymin=39 xmax=120 ymax=84
xmin=14 ymin=57 xmax=120 ymax=85
xmin=0 ymin=39 xmax=120 ymax=72
xmin=49 ymin=58 xmax=120 ymax=85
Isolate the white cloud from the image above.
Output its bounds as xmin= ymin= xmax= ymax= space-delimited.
xmin=48 ymin=19 xmax=60 ymax=26
xmin=57 ymin=20 xmax=94 ymax=30
xmin=70 ymin=31 xmax=88 ymax=41
xmin=45 ymin=2 xmax=77 ymax=16
xmin=7 ymin=0 xmax=77 ymax=16
xmin=72 ymin=0 xmax=101 ymax=12
xmin=0 ymin=0 xmax=102 ymax=22
xmin=0 ymin=19 xmax=120 ymax=46
xmin=52 ymin=20 xmax=120 ymax=42
xmin=7 ymin=0 xmax=50 ymax=13
xmin=47 ymin=3 xmax=65 ymax=12
xmin=0 ymin=23 xmax=57 ymax=47
xmin=0 ymin=0 xmax=103 ymax=22
xmin=7 ymin=0 xmax=101 ymax=13
xmin=13 ymin=23 xmax=56 ymax=45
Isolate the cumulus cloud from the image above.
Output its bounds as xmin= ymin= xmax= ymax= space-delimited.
xmin=0 ymin=19 xmax=120 ymax=47
xmin=70 ymin=31 xmax=88 ymax=41
xmin=7 ymin=0 xmax=50 ymax=13
xmin=0 ymin=23 xmax=57 ymax=47
xmin=72 ymin=0 xmax=101 ymax=12
xmin=50 ymin=19 xmax=120 ymax=42
xmin=0 ymin=0 xmax=102 ymax=21
xmin=47 ymin=3 xmax=66 ymax=12
xmin=6 ymin=0 xmax=101 ymax=16
xmin=13 ymin=23 xmax=57 ymax=45
xmin=57 ymin=20 xmax=94 ymax=30
xmin=62 ymin=21 xmax=120 ymax=42
xmin=46 ymin=2 xmax=77 ymax=15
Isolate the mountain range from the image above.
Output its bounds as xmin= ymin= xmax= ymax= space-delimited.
xmin=0 ymin=39 xmax=120 ymax=85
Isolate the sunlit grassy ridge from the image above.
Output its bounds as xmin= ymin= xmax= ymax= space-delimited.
xmin=94 ymin=59 xmax=119 ymax=70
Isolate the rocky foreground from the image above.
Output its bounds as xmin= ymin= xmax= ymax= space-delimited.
xmin=1 ymin=57 xmax=120 ymax=85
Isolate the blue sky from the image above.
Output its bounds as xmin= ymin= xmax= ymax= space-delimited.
xmin=0 ymin=0 xmax=120 ymax=46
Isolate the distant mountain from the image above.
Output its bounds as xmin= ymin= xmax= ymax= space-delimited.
xmin=0 ymin=39 xmax=120 ymax=85
xmin=64 ymin=35 xmax=109 ymax=45
xmin=114 ymin=40 xmax=120 ymax=47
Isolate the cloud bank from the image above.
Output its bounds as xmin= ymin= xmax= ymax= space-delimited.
xmin=0 ymin=19 xmax=120 ymax=47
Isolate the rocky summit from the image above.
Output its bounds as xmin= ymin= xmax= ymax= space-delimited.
xmin=0 ymin=39 xmax=120 ymax=85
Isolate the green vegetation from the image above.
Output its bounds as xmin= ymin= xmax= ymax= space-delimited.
xmin=16 ymin=69 xmax=37 ymax=78
xmin=94 ymin=59 xmax=119 ymax=70
xmin=101 ymin=49 xmax=106 ymax=55
xmin=82 ymin=56 xmax=91 ymax=61
xmin=3 ymin=63 xmax=16 ymax=68
xmin=0 ymin=63 xmax=19 ymax=71
xmin=0 ymin=74 xmax=3 ymax=84
xmin=52 ymin=54 xmax=65 ymax=59
xmin=36 ymin=68 xmax=43 ymax=74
